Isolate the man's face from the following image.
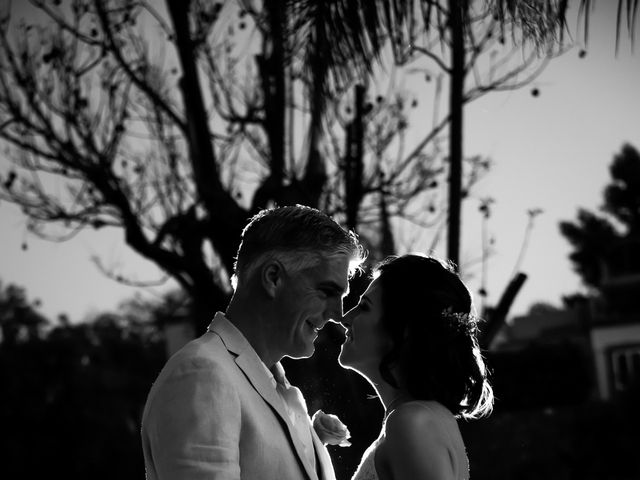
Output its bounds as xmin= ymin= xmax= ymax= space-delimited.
xmin=273 ymin=255 xmax=350 ymax=359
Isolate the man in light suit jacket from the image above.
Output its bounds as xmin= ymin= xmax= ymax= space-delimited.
xmin=141 ymin=205 xmax=365 ymax=480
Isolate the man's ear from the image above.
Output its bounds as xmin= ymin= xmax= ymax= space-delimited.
xmin=261 ymin=260 xmax=284 ymax=298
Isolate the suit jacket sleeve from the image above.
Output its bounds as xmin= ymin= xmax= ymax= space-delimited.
xmin=144 ymin=358 xmax=241 ymax=480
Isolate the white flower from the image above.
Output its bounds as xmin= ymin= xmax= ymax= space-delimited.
xmin=312 ymin=410 xmax=352 ymax=447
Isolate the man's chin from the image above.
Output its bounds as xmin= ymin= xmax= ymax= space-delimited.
xmin=285 ymin=345 xmax=315 ymax=360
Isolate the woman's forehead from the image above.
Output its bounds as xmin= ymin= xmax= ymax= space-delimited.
xmin=362 ymin=277 xmax=383 ymax=301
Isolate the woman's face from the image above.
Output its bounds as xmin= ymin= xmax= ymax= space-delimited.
xmin=338 ymin=277 xmax=392 ymax=375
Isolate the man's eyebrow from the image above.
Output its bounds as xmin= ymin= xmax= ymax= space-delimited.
xmin=321 ymin=281 xmax=348 ymax=296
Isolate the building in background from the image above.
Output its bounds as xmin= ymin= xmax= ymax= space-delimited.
xmin=493 ymin=238 xmax=640 ymax=402
xmin=589 ymin=238 xmax=640 ymax=400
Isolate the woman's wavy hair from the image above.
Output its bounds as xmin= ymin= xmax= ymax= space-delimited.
xmin=374 ymin=253 xmax=493 ymax=420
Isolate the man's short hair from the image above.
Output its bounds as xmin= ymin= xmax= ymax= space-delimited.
xmin=232 ymin=205 xmax=365 ymax=289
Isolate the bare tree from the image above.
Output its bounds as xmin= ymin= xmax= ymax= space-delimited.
xmin=3 ymin=1 xmax=629 ymax=335
xmin=0 ymin=1 xmax=446 ymax=332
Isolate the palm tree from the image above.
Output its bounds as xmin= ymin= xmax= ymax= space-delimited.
xmin=296 ymin=0 xmax=637 ymax=265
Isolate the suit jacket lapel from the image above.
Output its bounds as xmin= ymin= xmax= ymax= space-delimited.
xmin=271 ymin=364 xmax=320 ymax=480
xmin=310 ymin=426 xmax=337 ymax=480
xmin=234 ymin=353 xmax=290 ymax=422
xmin=208 ymin=313 xmax=320 ymax=480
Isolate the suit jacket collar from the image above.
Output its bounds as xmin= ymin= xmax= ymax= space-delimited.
xmin=207 ymin=313 xmax=331 ymax=480
xmin=207 ymin=312 xmax=251 ymax=357
xmin=207 ymin=314 xmax=284 ymax=421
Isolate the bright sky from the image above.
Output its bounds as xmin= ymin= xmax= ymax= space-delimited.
xmin=0 ymin=3 xmax=638 ymax=322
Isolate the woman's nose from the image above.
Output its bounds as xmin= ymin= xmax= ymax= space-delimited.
xmin=339 ymin=310 xmax=353 ymax=327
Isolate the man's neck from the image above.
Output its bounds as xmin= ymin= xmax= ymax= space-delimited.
xmin=225 ymin=301 xmax=280 ymax=367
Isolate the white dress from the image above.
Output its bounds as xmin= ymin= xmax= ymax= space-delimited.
xmin=351 ymin=435 xmax=382 ymax=480
xmin=351 ymin=401 xmax=469 ymax=480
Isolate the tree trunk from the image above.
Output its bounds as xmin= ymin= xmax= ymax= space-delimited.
xmin=447 ymin=0 xmax=467 ymax=269
xmin=166 ymin=0 xmax=246 ymax=277
xmin=251 ymin=0 xmax=287 ymax=211
xmin=301 ymin=4 xmax=329 ymax=208
xmin=479 ymin=273 xmax=527 ymax=350
xmin=166 ymin=0 xmax=218 ymax=210
xmin=345 ymin=85 xmax=365 ymax=232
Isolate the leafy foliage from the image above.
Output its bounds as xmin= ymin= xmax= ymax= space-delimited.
xmin=559 ymin=208 xmax=620 ymax=288
xmin=461 ymin=399 xmax=640 ymax=480
xmin=0 ymin=280 xmax=48 ymax=345
xmin=560 ymin=143 xmax=640 ymax=289
xmin=0 ymin=282 xmax=165 ymax=479
xmin=0 ymin=271 xmax=632 ymax=480
xmin=603 ymin=143 xmax=640 ymax=232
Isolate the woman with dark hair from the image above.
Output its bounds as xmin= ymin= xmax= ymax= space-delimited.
xmin=339 ymin=253 xmax=493 ymax=480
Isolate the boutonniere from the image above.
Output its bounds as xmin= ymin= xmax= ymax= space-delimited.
xmin=312 ymin=410 xmax=351 ymax=447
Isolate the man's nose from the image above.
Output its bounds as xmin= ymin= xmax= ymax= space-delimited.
xmin=325 ymin=297 xmax=344 ymax=323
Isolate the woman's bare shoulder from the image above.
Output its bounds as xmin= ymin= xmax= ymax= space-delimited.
xmin=388 ymin=400 xmax=452 ymax=427
xmin=377 ymin=401 xmax=459 ymax=480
